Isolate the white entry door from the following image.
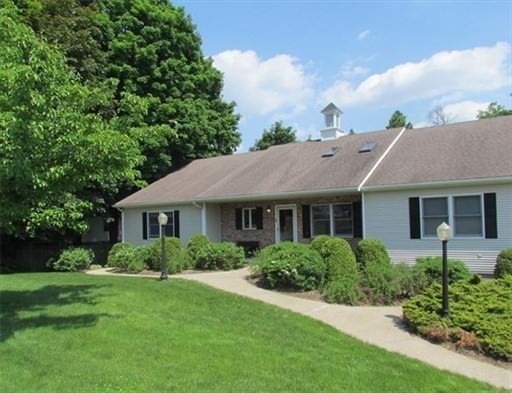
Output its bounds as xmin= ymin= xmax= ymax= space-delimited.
xmin=275 ymin=205 xmax=297 ymax=243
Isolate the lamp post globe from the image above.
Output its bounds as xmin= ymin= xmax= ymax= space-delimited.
xmin=436 ymin=221 xmax=452 ymax=318
xmin=158 ymin=212 xmax=168 ymax=280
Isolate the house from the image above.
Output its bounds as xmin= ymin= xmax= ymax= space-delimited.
xmin=115 ymin=104 xmax=512 ymax=275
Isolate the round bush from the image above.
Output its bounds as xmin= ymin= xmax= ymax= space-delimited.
xmin=107 ymin=242 xmax=134 ymax=268
xmin=355 ymin=238 xmax=391 ymax=271
xmin=494 ymin=248 xmax=512 ymax=278
xmin=149 ymin=237 xmax=191 ymax=274
xmin=51 ymin=247 xmax=94 ymax=272
xmin=414 ymin=256 xmax=471 ymax=285
xmin=187 ymin=234 xmax=211 ymax=266
xmin=196 ymin=242 xmax=245 ymax=271
xmin=254 ymin=242 xmax=326 ymax=291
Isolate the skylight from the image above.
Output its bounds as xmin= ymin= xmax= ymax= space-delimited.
xmin=359 ymin=141 xmax=376 ymax=153
xmin=322 ymin=146 xmax=340 ymax=157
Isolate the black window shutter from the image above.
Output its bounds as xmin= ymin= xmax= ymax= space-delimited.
xmin=409 ymin=197 xmax=421 ymax=239
xmin=353 ymin=201 xmax=363 ymax=238
xmin=174 ymin=210 xmax=180 ymax=238
xmin=484 ymin=193 xmax=497 ymax=239
xmin=235 ymin=208 xmax=242 ymax=230
xmin=302 ymin=205 xmax=311 ymax=238
xmin=142 ymin=212 xmax=148 ymax=240
xmin=255 ymin=207 xmax=263 ymax=230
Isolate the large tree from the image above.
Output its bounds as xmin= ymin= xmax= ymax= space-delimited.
xmin=477 ymin=102 xmax=512 ymax=119
xmin=0 ymin=9 xmax=142 ymax=237
xmin=386 ymin=110 xmax=413 ymax=129
xmin=249 ymin=121 xmax=297 ymax=151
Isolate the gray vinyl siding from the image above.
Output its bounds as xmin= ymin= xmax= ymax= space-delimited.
xmin=122 ymin=205 xmax=201 ymax=246
xmin=364 ymin=183 xmax=512 ymax=275
xmin=205 ymin=204 xmax=221 ymax=242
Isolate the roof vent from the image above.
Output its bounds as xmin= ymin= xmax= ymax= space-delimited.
xmin=358 ymin=141 xmax=376 ymax=153
xmin=322 ymin=146 xmax=340 ymax=157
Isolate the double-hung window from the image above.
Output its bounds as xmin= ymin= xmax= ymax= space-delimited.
xmin=243 ymin=208 xmax=257 ymax=230
xmin=148 ymin=211 xmax=174 ymax=239
xmin=311 ymin=204 xmax=353 ymax=237
xmin=421 ymin=195 xmax=483 ymax=238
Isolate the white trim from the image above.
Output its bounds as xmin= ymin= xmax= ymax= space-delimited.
xmin=242 ymin=207 xmax=257 ymax=230
xmin=146 ymin=210 xmax=175 ymax=239
xmin=357 ymin=126 xmax=407 ymax=191
xmin=275 ymin=204 xmax=298 ymax=243
xmin=120 ymin=209 xmax=125 ymax=243
xmin=361 ymin=176 xmax=512 ymax=192
xmin=201 ymin=203 xmax=207 ymax=235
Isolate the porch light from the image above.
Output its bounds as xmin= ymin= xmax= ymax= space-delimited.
xmin=266 ymin=206 xmax=271 ymax=213
xmin=158 ymin=212 xmax=168 ymax=280
xmin=436 ymin=221 xmax=452 ymax=318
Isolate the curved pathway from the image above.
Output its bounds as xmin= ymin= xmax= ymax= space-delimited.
xmin=88 ymin=267 xmax=511 ymax=389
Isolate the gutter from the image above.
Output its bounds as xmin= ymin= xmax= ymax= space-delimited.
xmin=191 ymin=202 xmax=207 ymax=235
xmin=357 ymin=126 xmax=407 ymax=192
xmin=116 ymin=207 xmax=125 ymax=243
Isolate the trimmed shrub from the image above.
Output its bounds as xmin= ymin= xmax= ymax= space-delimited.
xmin=51 ymin=247 xmax=94 ymax=272
xmin=187 ymin=234 xmax=211 ymax=266
xmin=107 ymin=242 xmax=134 ymax=268
xmin=355 ymin=238 xmax=390 ymax=271
xmin=356 ymin=238 xmax=398 ymax=304
xmin=253 ymin=242 xmax=326 ymax=291
xmin=149 ymin=237 xmax=192 ymax=274
xmin=403 ymin=276 xmax=512 ymax=361
xmin=311 ymin=236 xmax=359 ymax=304
xmin=414 ymin=256 xmax=471 ymax=285
xmin=494 ymin=248 xmax=512 ymax=278
xmin=393 ymin=263 xmax=430 ymax=298
xmin=196 ymin=242 xmax=245 ymax=271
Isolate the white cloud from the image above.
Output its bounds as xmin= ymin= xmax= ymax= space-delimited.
xmin=340 ymin=62 xmax=369 ymax=78
xmin=322 ymin=42 xmax=511 ymax=108
xmin=212 ymin=50 xmax=314 ymax=118
xmin=357 ymin=30 xmax=370 ymax=40
xmin=443 ymin=100 xmax=489 ymax=122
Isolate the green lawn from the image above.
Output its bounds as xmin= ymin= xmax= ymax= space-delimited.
xmin=0 ymin=273 xmax=503 ymax=392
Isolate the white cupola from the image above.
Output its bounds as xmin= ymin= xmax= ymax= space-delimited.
xmin=320 ymin=103 xmax=344 ymax=140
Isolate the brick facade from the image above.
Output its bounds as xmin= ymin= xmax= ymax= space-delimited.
xmin=220 ymin=195 xmax=361 ymax=250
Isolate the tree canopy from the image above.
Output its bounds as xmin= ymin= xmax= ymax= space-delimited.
xmin=386 ymin=110 xmax=413 ymax=129
xmin=250 ymin=121 xmax=297 ymax=151
xmin=0 ymin=9 xmax=142 ymax=237
xmin=477 ymin=102 xmax=512 ymax=119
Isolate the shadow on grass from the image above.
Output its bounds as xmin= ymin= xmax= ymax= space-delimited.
xmin=0 ymin=284 xmax=111 ymax=341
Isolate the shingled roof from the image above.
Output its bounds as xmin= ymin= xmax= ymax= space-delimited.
xmin=115 ymin=116 xmax=512 ymax=208
xmin=364 ymin=115 xmax=512 ymax=187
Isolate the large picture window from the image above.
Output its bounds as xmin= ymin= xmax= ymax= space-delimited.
xmin=421 ymin=195 xmax=483 ymax=238
xmin=148 ymin=211 xmax=174 ymax=239
xmin=311 ymin=204 xmax=353 ymax=237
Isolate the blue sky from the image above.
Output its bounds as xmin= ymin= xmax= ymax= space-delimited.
xmin=174 ymin=0 xmax=512 ymax=151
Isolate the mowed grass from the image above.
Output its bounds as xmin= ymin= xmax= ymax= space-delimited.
xmin=0 ymin=273 xmax=503 ymax=393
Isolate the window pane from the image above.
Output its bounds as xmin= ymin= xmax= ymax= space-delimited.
xmin=423 ymin=197 xmax=448 ymax=216
xmin=455 ymin=217 xmax=482 ymax=236
xmin=243 ymin=209 xmax=250 ymax=229
xmin=164 ymin=211 xmax=174 ymax=237
xmin=313 ymin=220 xmax=330 ymax=236
xmin=251 ymin=208 xmax=258 ymax=227
xmin=149 ymin=213 xmax=160 ymax=238
xmin=423 ymin=218 xmax=445 ymax=237
xmin=334 ymin=220 xmax=352 ymax=236
xmin=454 ymin=196 xmax=481 ymax=215
xmin=333 ymin=204 xmax=352 ymax=219
xmin=312 ymin=205 xmax=329 ymax=220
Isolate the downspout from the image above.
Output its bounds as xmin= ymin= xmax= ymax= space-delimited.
xmin=357 ymin=126 xmax=407 ymax=240
xmin=116 ymin=207 xmax=125 ymax=243
xmin=192 ymin=202 xmax=207 ymax=235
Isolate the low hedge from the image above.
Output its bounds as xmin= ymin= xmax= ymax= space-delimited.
xmin=253 ymin=242 xmax=326 ymax=291
xmin=195 ymin=242 xmax=245 ymax=271
xmin=414 ymin=256 xmax=471 ymax=285
xmin=403 ymin=275 xmax=512 ymax=361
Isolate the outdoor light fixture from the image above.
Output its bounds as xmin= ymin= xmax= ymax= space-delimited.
xmin=266 ymin=206 xmax=271 ymax=213
xmin=437 ymin=222 xmax=452 ymax=318
xmin=158 ymin=212 xmax=168 ymax=281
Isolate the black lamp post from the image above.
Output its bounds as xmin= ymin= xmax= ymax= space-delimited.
xmin=158 ymin=212 xmax=168 ymax=281
xmin=436 ymin=221 xmax=452 ymax=318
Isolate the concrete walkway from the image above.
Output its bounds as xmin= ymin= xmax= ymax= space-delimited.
xmin=88 ymin=267 xmax=511 ymax=389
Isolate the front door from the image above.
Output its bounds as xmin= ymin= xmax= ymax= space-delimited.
xmin=275 ymin=205 xmax=297 ymax=242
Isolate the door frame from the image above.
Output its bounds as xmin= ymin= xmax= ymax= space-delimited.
xmin=274 ymin=204 xmax=298 ymax=243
